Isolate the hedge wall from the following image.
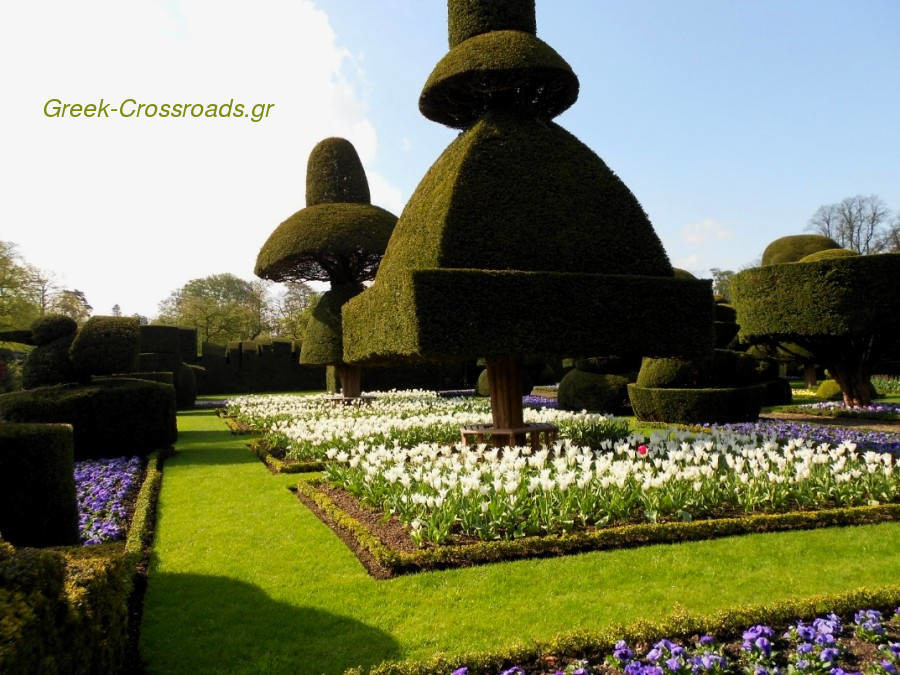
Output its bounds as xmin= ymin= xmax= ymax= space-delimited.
xmin=0 ymin=379 xmax=176 ymax=459
xmin=69 ymin=316 xmax=140 ymax=379
xmin=628 ymin=383 xmax=765 ymax=424
xmin=138 ymin=325 xmax=182 ymax=356
xmin=0 ymin=423 xmax=79 ymax=547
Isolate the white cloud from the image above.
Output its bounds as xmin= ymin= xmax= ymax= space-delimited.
xmin=682 ymin=219 xmax=733 ymax=245
xmin=0 ymin=0 xmax=402 ymax=318
xmin=401 ymin=137 xmax=412 ymax=152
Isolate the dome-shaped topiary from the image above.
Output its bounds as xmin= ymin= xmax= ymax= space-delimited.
xmin=798 ymin=247 xmax=859 ymax=263
xmin=30 ymin=315 xmax=77 ymax=346
xmin=22 ymin=334 xmax=76 ymax=389
xmin=448 ymin=0 xmax=536 ymax=47
xmin=635 ymin=356 xmax=711 ymax=388
xmin=761 ymin=234 xmax=840 ymax=266
xmin=305 ymin=137 xmax=371 ymax=207
xmin=558 ymin=369 xmax=629 ymax=413
xmin=672 ymin=268 xmax=697 ymax=280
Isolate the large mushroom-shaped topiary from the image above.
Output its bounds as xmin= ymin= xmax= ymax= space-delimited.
xmin=343 ymin=0 xmax=714 ymax=440
xmin=731 ymin=238 xmax=900 ymax=407
xmin=255 ymin=138 xmax=397 ymax=398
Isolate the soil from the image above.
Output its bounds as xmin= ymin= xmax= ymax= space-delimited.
xmin=760 ymin=411 xmax=900 ymax=434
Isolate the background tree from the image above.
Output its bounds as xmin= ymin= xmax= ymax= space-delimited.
xmin=111 ymin=304 xmax=122 ymax=317
xmin=48 ymin=289 xmax=92 ymax=324
xmin=156 ymin=273 xmax=274 ymax=345
xmin=807 ymin=195 xmax=893 ymax=254
xmin=270 ymin=281 xmax=319 ymax=342
xmin=708 ymin=268 xmax=735 ymax=301
xmin=0 ymin=241 xmax=42 ymax=330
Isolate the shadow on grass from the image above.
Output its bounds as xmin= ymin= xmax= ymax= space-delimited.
xmin=174 ymin=428 xmax=242 ymax=445
xmin=141 ymin=572 xmax=399 ymax=674
xmin=167 ymin=447 xmax=260 ymax=467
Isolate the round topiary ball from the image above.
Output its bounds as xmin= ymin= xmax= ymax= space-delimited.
xmin=761 ymin=234 xmax=841 ymax=266
xmin=558 ymin=369 xmax=629 ymax=413
xmin=305 ymin=137 xmax=371 ymax=207
xmin=815 ymin=379 xmax=843 ymax=400
xmin=30 ymin=315 xmax=77 ymax=346
xmin=798 ymin=248 xmax=859 ymax=263
xmin=635 ymin=356 xmax=711 ymax=388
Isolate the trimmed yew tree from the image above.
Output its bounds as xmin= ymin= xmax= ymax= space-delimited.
xmin=731 ymin=244 xmax=900 ymax=407
xmin=343 ymin=0 xmax=714 ymax=437
xmin=255 ymin=138 xmax=397 ymax=398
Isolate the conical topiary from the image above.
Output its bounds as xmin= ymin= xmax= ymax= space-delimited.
xmin=343 ymin=0 xmax=714 ymax=437
xmin=255 ymin=138 xmax=397 ymax=397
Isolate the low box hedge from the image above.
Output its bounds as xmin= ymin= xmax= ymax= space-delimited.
xmin=628 ymin=383 xmax=765 ymax=424
xmin=0 ymin=423 xmax=79 ymax=547
xmin=0 ymin=449 xmax=167 ymax=674
xmin=358 ymin=585 xmax=900 ymax=675
xmin=0 ymin=379 xmax=177 ymax=459
xmin=296 ymin=479 xmax=900 ymax=578
xmin=248 ymin=440 xmax=324 ymax=474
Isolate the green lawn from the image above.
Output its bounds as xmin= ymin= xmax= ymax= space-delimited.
xmin=140 ymin=410 xmax=900 ymax=674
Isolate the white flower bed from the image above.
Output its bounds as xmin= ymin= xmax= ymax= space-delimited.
xmin=227 ymin=390 xmax=623 ymax=460
xmin=325 ymin=437 xmax=898 ymax=546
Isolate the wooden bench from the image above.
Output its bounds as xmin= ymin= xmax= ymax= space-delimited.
xmin=460 ymin=423 xmax=558 ymax=450
xmin=323 ymin=394 xmax=375 ymax=406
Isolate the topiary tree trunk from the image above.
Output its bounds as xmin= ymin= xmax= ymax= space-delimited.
xmin=803 ymin=364 xmax=818 ymax=390
xmin=337 ymin=364 xmax=362 ymax=399
xmin=486 ymin=356 xmax=525 ymax=443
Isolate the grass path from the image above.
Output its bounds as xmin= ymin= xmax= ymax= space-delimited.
xmin=140 ymin=410 xmax=900 ymax=674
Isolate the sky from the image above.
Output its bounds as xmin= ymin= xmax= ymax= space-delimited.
xmin=2 ymin=0 xmax=899 ymax=319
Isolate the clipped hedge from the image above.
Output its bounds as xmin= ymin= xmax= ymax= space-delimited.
xmin=636 ymin=356 xmax=709 ymax=388
xmin=107 ymin=371 xmax=174 ymax=386
xmin=0 ymin=541 xmax=130 ymax=674
xmin=0 ymin=379 xmax=176 ymax=459
xmin=816 ymin=378 xmax=843 ymax=400
xmin=138 ymin=325 xmax=182 ymax=355
xmin=360 ymin=586 xmax=900 ymax=675
xmin=730 ymin=254 xmax=900 ymax=341
xmin=345 ymin=269 xmax=714 ymax=365
xmin=301 ymin=284 xmax=364 ymax=366
xmin=420 ymin=30 xmax=579 ymax=128
xmin=297 ymin=479 xmax=900 ymax=578
xmin=0 ymin=423 xmax=79 ymax=547
xmin=557 ymin=370 xmax=629 ymax=413
xmin=628 ymin=383 xmax=765 ymax=424
xmin=30 ymin=315 xmax=77 ymax=346
xmin=22 ymin=333 xmax=76 ymax=389
xmin=69 ymin=316 xmax=140 ymax=380
xmin=178 ymin=327 xmax=198 ymax=363
xmin=761 ymin=234 xmax=840 ymax=266
xmin=137 ymin=352 xmax=180 ymax=373
xmin=763 ymin=378 xmax=793 ymax=406
xmin=305 ymin=136 xmax=371 ymax=206
xmin=448 ymin=0 xmax=536 ymax=47
xmin=798 ymin=247 xmax=858 ymax=263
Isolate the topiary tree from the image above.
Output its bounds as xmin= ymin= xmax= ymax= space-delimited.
xmin=255 ymin=138 xmax=397 ymax=398
xmin=342 ymin=0 xmax=714 ymax=440
xmin=69 ymin=316 xmax=140 ymax=382
xmin=21 ymin=315 xmax=78 ymax=388
xmin=731 ymin=246 xmax=900 ymax=406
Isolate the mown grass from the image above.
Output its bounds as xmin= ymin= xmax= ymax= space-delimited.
xmin=139 ymin=410 xmax=900 ymax=674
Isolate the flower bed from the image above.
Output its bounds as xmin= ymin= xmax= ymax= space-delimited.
xmin=703 ymin=421 xmax=900 ymax=455
xmin=779 ymin=402 xmax=900 ymax=422
xmin=323 ymin=436 xmax=899 ymax=548
xmin=226 ymin=390 xmax=624 ymax=462
xmin=428 ymin=605 xmax=900 ymax=675
xmin=74 ymin=456 xmax=145 ymax=545
xmin=873 ymin=376 xmax=900 ymax=396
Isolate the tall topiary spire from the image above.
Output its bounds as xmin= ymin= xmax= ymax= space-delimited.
xmin=343 ymin=1 xmax=714 ymax=435
xmin=255 ymin=138 xmax=397 ymax=398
